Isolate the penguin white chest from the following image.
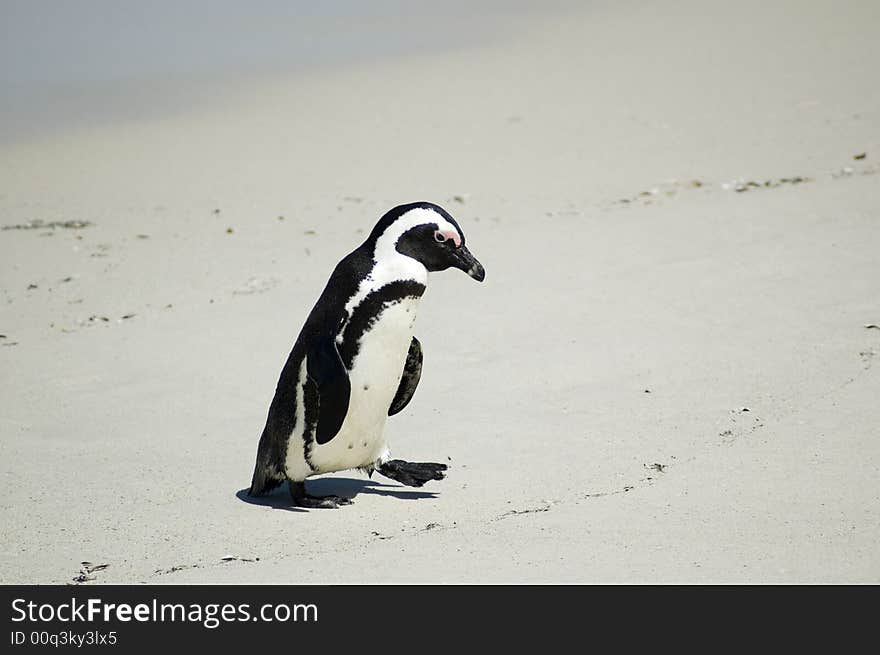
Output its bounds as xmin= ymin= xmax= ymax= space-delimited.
xmin=307 ymin=296 xmax=420 ymax=473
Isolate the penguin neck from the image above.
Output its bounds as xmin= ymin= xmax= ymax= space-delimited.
xmin=344 ymin=249 xmax=428 ymax=319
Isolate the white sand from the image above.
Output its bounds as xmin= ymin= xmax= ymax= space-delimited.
xmin=1 ymin=0 xmax=878 ymax=583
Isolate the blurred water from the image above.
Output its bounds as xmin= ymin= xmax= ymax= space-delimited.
xmin=0 ymin=0 xmax=563 ymax=144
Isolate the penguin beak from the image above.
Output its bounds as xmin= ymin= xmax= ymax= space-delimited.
xmin=452 ymin=245 xmax=485 ymax=282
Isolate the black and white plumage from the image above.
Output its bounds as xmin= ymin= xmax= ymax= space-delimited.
xmin=249 ymin=201 xmax=485 ymax=508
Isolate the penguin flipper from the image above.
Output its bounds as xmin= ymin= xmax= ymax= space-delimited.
xmin=388 ymin=336 xmax=423 ymax=416
xmin=307 ymin=336 xmax=351 ymax=445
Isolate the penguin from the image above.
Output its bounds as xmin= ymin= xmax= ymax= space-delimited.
xmin=249 ymin=201 xmax=485 ymax=508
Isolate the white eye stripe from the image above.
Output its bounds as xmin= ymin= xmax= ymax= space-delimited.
xmin=379 ymin=208 xmax=454 ymax=251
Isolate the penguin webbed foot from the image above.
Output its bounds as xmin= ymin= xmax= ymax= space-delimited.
xmin=289 ymin=481 xmax=353 ymax=509
xmin=376 ymin=459 xmax=447 ymax=488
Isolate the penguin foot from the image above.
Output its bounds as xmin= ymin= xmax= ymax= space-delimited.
xmin=376 ymin=460 xmax=447 ymax=487
xmin=289 ymin=481 xmax=353 ymax=509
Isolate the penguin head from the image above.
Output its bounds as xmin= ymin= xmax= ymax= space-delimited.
xmin=372 ymin=202 xmax=485 ymax=282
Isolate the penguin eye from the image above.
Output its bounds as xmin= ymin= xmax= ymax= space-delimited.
xmin=433 ymin=227 xmax=462 ymax=248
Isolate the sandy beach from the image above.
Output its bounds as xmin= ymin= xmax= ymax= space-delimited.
xmin=1 ymin=0 xmax=878 ymax=584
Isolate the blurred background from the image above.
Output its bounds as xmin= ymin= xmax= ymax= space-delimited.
xmin=1 ymin=0 xmax=567 ymax=144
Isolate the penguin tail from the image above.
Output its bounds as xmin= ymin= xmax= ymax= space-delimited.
xmin=249 ymin=463 xmax=285 ymax=497
xmin=249 ymin=429 xmax=287 ymax=496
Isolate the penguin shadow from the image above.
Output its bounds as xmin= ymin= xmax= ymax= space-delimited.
xmin=235 ymin=478 xmax=439 ymax=511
